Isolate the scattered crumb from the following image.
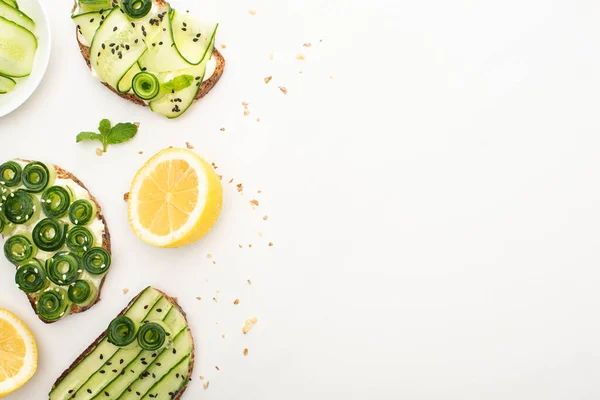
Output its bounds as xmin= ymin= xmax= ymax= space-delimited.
xmin=196 ymin=297 xmax=202 ymax=301
xmin=211 ymin=162 xmax=218 ymax=169
xmin=264 ymin=76 xmax=272 ymax=84
xmin=234 ymin=299 xmax=240 ymax=305
xmin=242 ymin=101 xmax=249 ymax=109
xmin=220 ymin=127 xmax=225 ymax=132
xmin=247 ymin=279 xmax=252 ymax=285
xmin=221 ymin=43 xmax=226 ymax=49
xmin=185 ymin=142 xmax=194 ymax=149
xmin=123 ymin=288 xmax=129 ymax=294
xmin=258 ymin=232 xmax=263 ymax=237
xmin=248 ymin=244 xmax=253 ymax=248
xmin=299 ymin=71 xmax=303 ymax=74
xmin=303 ymin=42 xmax=312 ymax=47
xmin=279 ymin=86 xmax=288 ymax=95
xmin=320 ymin=39 xmax=323 ymax=43
xmin=250 ymin=199 xmax=259 ymax=207
xmin=199 ymin=376 xmax=205 ymax=380
xmin=239 ymin=244 xmax=243 ymax=248
xmin=221 ymin=334 xmax=226 ymax=339
xmin=268 ymin=242 xmax=273 ymax=247
xmin=139 ymin=151 xmax=144 ymax=154
xmin=213 ymin=297 xmax=218 ymax=303
xmin=217 ymin=174 xmax=222 ymax=180
xmin=207 ymin=253 xmax=213 ymax=259
xmin=229 ymin=178 xmax=234 ymax=184
xmin=244 ymin=110 xmax=250 ymax=116
xmin=269 ymin=53 xmax=274 ymax=60
xmin=248 ymin=9 xmax=256 ymax=15
xmin=258 ymin=190 xmax=262 ymax=194
xmin=242 ymin=317 xmax=258 ymax=334
xmin=256 ymin=118 xmax=260 ymax=122
xmin=263 ymin=215 xmax=269 ymax=220
xmin=212 ymin=261 xmax=216 ymax=265
xmin=203 ymin=381 xmax=210 ymax=390
xmin=237 ymin=183 xmax=244 ymax=192
xmin=123 ymin=192 xmax=130 ymax=201
xmin=296 ymin=53 xmax=305 ymax=60
xmin=243 ymin=348 xmax=249 ymax=356
xmin=215 ymin=366 xmax=220 ymax=371
xmin=96 ymin=148 xmax=103 ymax=156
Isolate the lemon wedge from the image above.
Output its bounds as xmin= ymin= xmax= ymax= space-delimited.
xmin=128 ymin=148 xmax=223 ymax=248
xmin=0 ymin=309 xmax=37 ymax=398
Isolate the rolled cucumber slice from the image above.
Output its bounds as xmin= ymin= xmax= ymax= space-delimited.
xmin=0 ymin=15 xmax=37 ymax=77
xmin=0 ymin=0 xmax=33 ymax=32
xmin=0 ymin=73 xmax=16 ymax=94
xmin=72 ymin=11 xmax=103 ymax=45
xmin=117 ymin=61 xmax=141 ymax=93
xmin=89 ymin=7 xmax=146 ymax=88
xmin=171 ymin=9 xmax=217 ymax=65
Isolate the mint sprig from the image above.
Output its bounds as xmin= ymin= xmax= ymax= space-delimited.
xmin=162 ymin=75 xmax=194 ymax=92
xmin=76 ymin=119 xmax=139 ymax=152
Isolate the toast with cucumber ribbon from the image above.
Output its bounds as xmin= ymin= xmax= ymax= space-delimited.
xmin=0 ymin=160 xmax=111 ymax=324
xmin=49 ymin=287 xmax=195 ymax=400
xmin=71 ymin=0 xmax=225 ymax=119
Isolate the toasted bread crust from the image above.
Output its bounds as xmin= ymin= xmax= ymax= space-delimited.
xmin=74 ymin=0 xmax=225 ymax=110
xmin=15 ymin=161 xmax=111 ymax=324
xmin=51 ymin=288 xmax=194 ymax=400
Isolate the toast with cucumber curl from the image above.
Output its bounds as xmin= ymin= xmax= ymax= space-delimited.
xmin=71 ymin=0 xmax=225 ymax=119
xmin=0 ymin=160 xmax=111 ymax=324
xmin=49 ymin=287 xmax=195 ymax=400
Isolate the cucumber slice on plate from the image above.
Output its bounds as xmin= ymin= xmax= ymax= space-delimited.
xmin=89 ymin=7 xmax=146 ymax=88
xmin=117 ymin=61 xmax=141 ymax=93
xmin=72 ymin=11 xmax=103 ymax=45
xmin=0 ymin=15 xmax=37 ymax=77
xmin=171 ymin=9 xmax=217 ymax=65
xmin=1 ymin=0 xmax=19 ymax=10
xmin=0 ymin=74 xmax=16 ymax=94
xmin=0 ymin=0 xmax=34 ymax=32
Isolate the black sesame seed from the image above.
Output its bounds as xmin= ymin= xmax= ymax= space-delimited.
xmin=195 ymin=76 xmax=201 ymax=80
xmin=100 ymin=354 xmax=104 ymax=360
xmin=106 ymin=361 xmax=112 ymax=366
xmin=131 ymin=22 xmax=135 ymax=27
xmin=97 ymin=52 xmax=101 ymax=57
xmin=176 ymin=373 xmax=179 ymax=378
xmin=127 ymin=388 xmax=132 ymax=392
xmin=182 ymin=27 xmax=187 ymax=31
xmin=134 ymin=39 xmax=139 ymax=44
xmin=113 ymin=26 xmax=117 ymax=31
xmin=152 ymin=353 xmax=157 ymax=357
xmin=126 ymin=44 xmax=130 ymax=50
xmin=90 ymin=18 xmax=95 ymax=23
xmin=142 ymin=67 xmax=147 ymax=71
xmin=142 ymin=361 xmax=148 ymax=365
xmin=100 ymin=370 xmax=105 ymax=374
xmin=143 ymin=31 xmax=147 ymax=37
xmin=158 ymin=42 xmax=163 ymax=46
xmin=196 ymin=33 xmax=201 ymax=38
xmin=112 ymin=369 xmax=118 ymax=373
xmin=183 ymin=22 xmax=187 ymax=27
xmin=156 ymin=362 xmax=161 ymax=366
xmin=68 ymin=390 xmax=73 ymax=394
xmin=102 ymin=43 xmax=106 ymax=49
xmin=157 ymin=308 xmax=162 ymax=312
xmin=109 ymin=43 xmax=115 ymax=47
xmin=136 ymin=391 xmax=141 ymax=396
xmin=193 ymin=38 xmax=199 ymax=42
xmin=87 ymin=389 xmax=92 ymax=394
xmin=152 ymin=43 xmax=156 ymax=47
xmin=105 ymin=392 xmax=109 ymax=396
xmin=120 ymin=359 xmax=124 ymax=364
xmin=111 ymin=48 xmax=115 ymax=54
xmin=152 ymin=373 xmax=156 ymax=378
xmin=173 ymin=349 xmax=177 ymax=354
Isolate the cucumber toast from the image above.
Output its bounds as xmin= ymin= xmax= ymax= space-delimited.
xmin=71 ymin=0 xmax=225 ymax=119
xmin=49 ymin=287 xmax=195 ymax=400
xmin=0 ymin=160 xmax=111 ymax=323
xmin=0 ymin=0 xmax=39 ymax=94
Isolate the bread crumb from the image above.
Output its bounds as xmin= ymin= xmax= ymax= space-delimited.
xmin=242 ymin=101 xmax=249 ymax=108
xmin=196 ymin=297 xmax=202 ymax=301
xmin=247 ymin=279 xmax=252 ymax=285
xmin=268 ymin=242 xmax=273 ymax=247
xmin=123 ymin=288 xmax=129 ymax=294
xmin=263 ymin=215 xmax=268 ymax=220
xmin=258 ymin=190 xmax=262 ymax=194
xmin=217 ymin=174 xmax=222 ymax=180
xmin=303 ymin=42 xmax=312 ymax=47
xmin=213 ymin=297 xmax=218 ymax=303
xmin=199 ymin=376 xmax=205 ymax=380
xmin=229 ymin=178 xmax=234 ymax=184
xmin=139 ymin=151 xmax=144 ymax=154
xmin=96 ymin=148 xmax=103 ymax=156
xmin=243 ymin=348 xmax=249 ymax=356
xmin=264 ymin=76 xmax=272 ymax=84
xmin=320 ymin=39 xmax=323 ymax=43
xmin=220 ymin=127 xmax=225 ymax=132
xmin=212 ymin=260 xmax=216 ymax=264
xmin=124 ymin=192 xmax=130 ymax=201
xmin=237 ymin=183 xmax=244 ymax=192
xmin=248 ymin=244 xmax=253 ymax=248
xmin=203 ymin=381 xmax=209 ymax=390
xmin=234 ymin=299 xmax=240 ymax=305
xmin=211 ymin=162 xmax=218 ymax=169
xmin=221 ymin=333 xmax=226 ymax=339
xmin=221 ymin=43 xmax=226 ymax=49
xmin=244 ymin=110 xmax=250 ymax=116
xmin=250 ymin=199 xmax=259 ymax=207
xmin=269 ymin=53 xmax=274 ymax=60
xmin=248 ymin=9 xmax=256 ymax=15
xmin=242 ymin=317 xmax=258 ymax=334
xmin=239 ymin=244 xmax=243 ymax=248
xmin=296 ymin=53 xmax=305 ymax=60
xmin=207 ymin=253 xmax=213 ymax=259
xmin=299 ymin=71 xmax=303 ymax=74
xmin=214 ymin=366 xmax=220 ymax=371
xmin=185 ymin=142 xmax=194 ymax=149
xmin=256 ymin=118 xmax=260 ymax=122
xmin=278 ymin=86 xmax=288 ymax=95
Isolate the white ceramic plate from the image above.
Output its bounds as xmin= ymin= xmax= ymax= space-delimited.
xmin=0 ymin=0 xmax=51 ymax=118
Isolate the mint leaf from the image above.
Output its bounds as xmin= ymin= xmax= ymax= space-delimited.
xmin=98 ymin=119 xmax=111 ymax=136
xmin=77 ymin=120 xmax=139 ymax=153
xmin=76 ymin=132 xmax=103 ymax=143
xmin=107 ymin=122 xmax=138 ymax=145
xmin=162 ymin=75 xmax=194 ymax=92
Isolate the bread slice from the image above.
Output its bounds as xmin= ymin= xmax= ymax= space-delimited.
xmin=73 ymin=0 xmax=225 ymax=108
xmin=50 ymin=287 xmax=194 ymax=400
xmin=8 ymin=161 xmax=111 ymax=324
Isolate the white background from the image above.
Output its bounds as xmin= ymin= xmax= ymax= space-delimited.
xmin=2 ymin=0 xmax=600 ymax=398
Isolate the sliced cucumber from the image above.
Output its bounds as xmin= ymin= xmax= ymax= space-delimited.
xmin=0 ymin=73 xmax=16 ymax=94
xmin=89 ymin=7 xmax=146 ymax=88
xmin=140 ymin=355 xmax=191 ymax=400
xmin=79 ymin=0 xmax=112 ymax=13
xmin=0 ymin=15 xmax=37 ymax=77
xmin=131 ymin=5 xmax=169 ymax=44
xmin=149 ymin=48 xmax=212 ymax=118
xmin=72 ymin=11 xmax=103 ymax=45
xmin=1 ymin=0 xmax=18 ymax=10
xmin=0 ymin=0 xmax=32 ymax=31
xmin=49 ymin=287 xmax=162 ymax=400
xmin=171 ymin=9 xmax=217 ymax=65
xmin=137 ymin=10 xmax=191 ymax=73
xmin=117 ymin=61 xmax=141 ymax=93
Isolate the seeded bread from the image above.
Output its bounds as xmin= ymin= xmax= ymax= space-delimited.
xmin=14 ymin=161 xmax=111 ymax=324
xmin=73 ymin=0 xmax=225 ymax=108
xmin=50 ymin=288 xmax=194 ymax=400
